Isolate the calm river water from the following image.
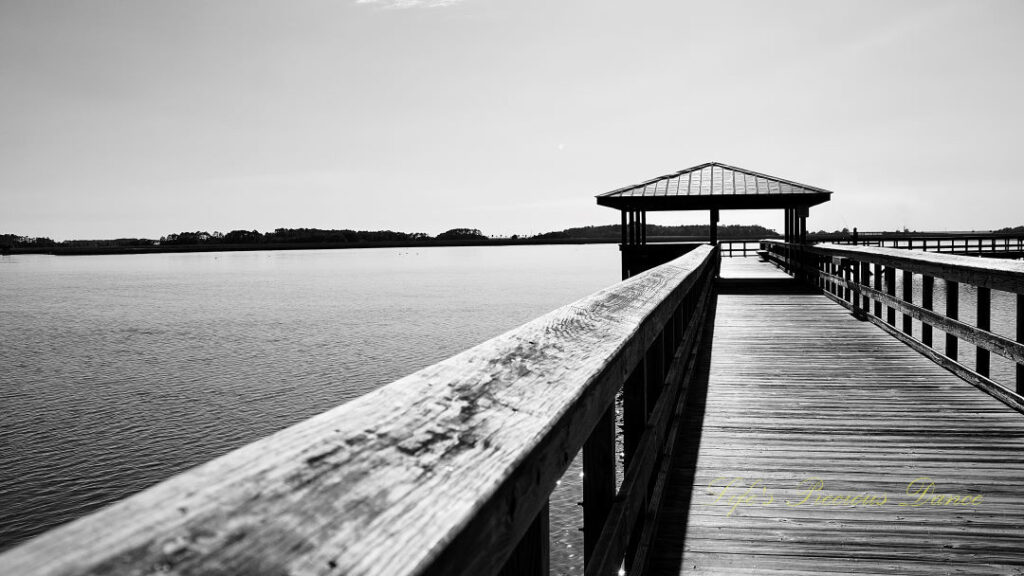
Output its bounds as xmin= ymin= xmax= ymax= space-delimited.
xmin=0 ymin=245 xmax=621 ymax=573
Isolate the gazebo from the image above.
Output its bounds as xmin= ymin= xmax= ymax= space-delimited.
xmin=596 ymin=162 xmax=832 ymax=278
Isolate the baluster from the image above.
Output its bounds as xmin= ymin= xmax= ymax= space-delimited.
xmin=842 ymin=261 xmax=850 ymax=301
xmin=500 ymin=503 xmax=549 ymax=576
xmin=946 ymin=280 xmax=959 ymax=361
xmin=851 ymin=260 xmax=861 ymax=315
xmin=860 ymin=261 xmax=871 ymax=312
xmin=922 ymin=276 xmax=934 ymax=347
xmin=622 ymin=362 xmax=646 ymax=469
xmin=646 ymin=334 xmax=664 ymax=413
xmin=885 ymin=267 xmax=896 ymax=326
xmin=977 ymin=287 xmax=991 ymax=377
xmin=873 ymin=263 xmax=883 ymax=317
xmin=583 ymin=406 xmax=615 ymax=566
xmin=1018 ymin=294 xmax=1023 ymax=395
xmin=902 ymin=270 xmax=913 ymax=335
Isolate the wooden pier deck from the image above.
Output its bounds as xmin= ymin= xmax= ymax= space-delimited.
xmin=649 ymin=258 xmax=1024 ymax=575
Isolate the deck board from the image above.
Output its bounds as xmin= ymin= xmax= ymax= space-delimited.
xmin=648 ymin=258 xmax=1024 ymax=575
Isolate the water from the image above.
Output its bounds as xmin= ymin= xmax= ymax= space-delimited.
xmin=0 ymin=245 xmax=620 ymax=573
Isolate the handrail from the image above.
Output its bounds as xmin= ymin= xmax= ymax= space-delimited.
xmin=825 ymin=234 xmax=1024 ymax=254
xmin=0 ymin=246 xmax=719 ymax=576
xmin=717 ymin=240 xmax=762 ymax=258
xmin=761 ymin=240 xmax=1024 ymax=412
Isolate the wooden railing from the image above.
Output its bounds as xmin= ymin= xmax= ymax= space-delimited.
xmin=717 ymin=239 xmax=763 ymax=258
xmin=0 ymin=246 xmax=719 ymax=576
xmin=824 ymin=233 xmax=1024 ymax=255
xmin=761 ymin=240 xmax=1024 ymax=412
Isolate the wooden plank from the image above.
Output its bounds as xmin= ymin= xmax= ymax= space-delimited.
xmin=0 ymin=249 xmax=717 ymax=576
xmin=648 ymin=259 xmax=1024 ymax=576
xmin=820 ymin=288 xmax=1024 ymax=414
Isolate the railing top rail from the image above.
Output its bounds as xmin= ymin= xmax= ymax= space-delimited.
xmin=0 ymin=246 xmax=716 ymax=576
xmin=811 ymin=231 xmax=1024 ymax=239
xmin=762 ymin=240 xmax=1024 ymax=293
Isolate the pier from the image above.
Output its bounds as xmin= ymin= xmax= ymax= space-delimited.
xmin=2 ymin=164 xmax=1023 ymax=575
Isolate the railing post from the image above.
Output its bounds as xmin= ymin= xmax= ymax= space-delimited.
xmin=922 ymin=275 xmax=934 ymax=347
xmin=842 ymin=260 xmax=851 ymax=302
xmin=622 ymin=363 xmax=646 ymax=469
xmin=500 ymin=503 xmax=549 ymax=576
xmin=583 ymin=406 xmax=615 ymax=567
xmin=946 ymin=280 xmax=959 ymax=361
xmin=902 ymin=270 xmax=913 ymax=336
xmin=977 ymin=287 xmax=991 ymax=377
xmin=1018 ymin=293 xmax=1023 ymax=395
xmin=646 ymin=334 xmax=664 ymax=414
xmin=620 ymin=347 xmax=647 ymax=574
xmin=873 ymin=263 xmax=883 ymax=318
xmin=885 ymin=267 xmax=896 ymax=326
xmin=860 ymin=261 xmax=871 ymax=313
xmin=851 ymin=260 xmax=862 ymax=316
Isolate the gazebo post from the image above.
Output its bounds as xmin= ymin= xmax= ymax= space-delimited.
xmin=710 ymin=208 xmax=719 ymax=245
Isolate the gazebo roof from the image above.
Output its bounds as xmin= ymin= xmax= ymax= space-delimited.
xmin=596 ymin=162 xmax=833 ymax=211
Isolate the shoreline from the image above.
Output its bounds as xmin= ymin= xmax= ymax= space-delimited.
xmin=3 ymin=237 xmax=624 ymax=256
xmin=3 ymin=236 xmax=766 ymax=256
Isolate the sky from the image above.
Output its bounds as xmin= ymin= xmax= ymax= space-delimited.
xmin=1 ymin=0 xmax=1022 ymax=240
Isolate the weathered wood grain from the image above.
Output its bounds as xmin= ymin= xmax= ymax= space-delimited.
xmin=0 ymin=249 xmax=717 ymax=576
xmin=801 ymin=241 xmax=1024 ymax=294
xmin=648 ymin=260 xmax=1024 ymax=575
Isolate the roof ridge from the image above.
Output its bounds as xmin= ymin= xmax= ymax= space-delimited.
xmin=596 ymin=162 xmax=833 ymax=198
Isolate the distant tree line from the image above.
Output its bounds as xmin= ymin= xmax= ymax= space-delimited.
xmin=8 ymin=224 xmax=1024 ymax=253
xmin=0 ymin=234 xmax=57 ymax=250
xmin=1 ymin=227 xmax=491 ymax=252
xmin=159 ymin=227 xmax=485 ymax=245
xmin=996 ymin=225 xmax=1024 ymax=234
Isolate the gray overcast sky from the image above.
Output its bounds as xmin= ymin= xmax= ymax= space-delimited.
xmin=1 ymin=0 xmax=1022 ymax=240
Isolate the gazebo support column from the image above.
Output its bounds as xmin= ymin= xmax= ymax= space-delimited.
xmin=709 ymin=208 xmax=719 ymax=245
xmin=797 ymin=206 xmax=809 ymax=244
xmin=641 ymin=211 xmax=647 ymax=245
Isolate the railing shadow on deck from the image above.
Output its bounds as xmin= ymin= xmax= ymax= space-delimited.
xmin=0 ymin=246 xmax=720 ymax=576
xmin=761 ymin=239 xmax=1024 ymax=414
